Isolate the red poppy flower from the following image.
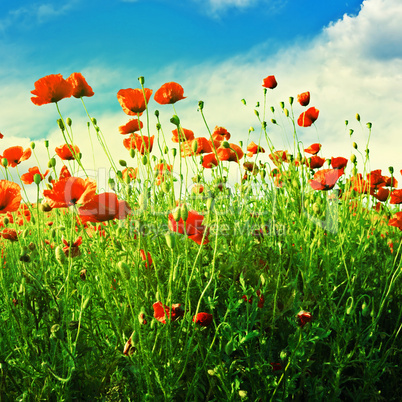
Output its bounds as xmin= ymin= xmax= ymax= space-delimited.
xmin=122 ymin=167 xmax=138 ymax=182
xmin=154 ymin=82 xmax=186 ymax=104
xmin=123 ymin=133 xmax=154 ymax=154
xmin=297 ymin=92 xmax=310 ymax=106
xmin=247 ymin=141 xmax=265 ymax=157
xmin=202 ymin=153 xmax=219 ymax=169
xmin=31 ymin=74 xmax=73 ymax=105
xmin=192 ymin=184 xmax=204 ymax=194
xmin=372 ymin=187 xmax=389 ymax=202
xmin=212 ymin=126 xmax=231 ymax=141
xmin=384 ymin=176 xmax=398 ymax=188
xmin=269 ymin=150 xmax=289 ymax=166
xmin=193 ymin=312 xmax=213 ymax=327
xmin=66 ymin=72 xmax=94 ymax=98
xmin=0 ymin=181 xmax=22 ymax=213
xmin=43 ymin=177 xmax=97 ymax=208
xmin=55 ymin=144 xmax=80 ymax=161
xmin=390 ymin=189 xmax=402 ymax=204
xmin=154 ymin=163 xmax=173 ymax=176
xmin=331 ymin=157 xmax=348 ymax=169
xmin=21 ymin=166 xmax=50 ymax=185
xmin=153 ymin=302 xmax=184 ymax=324
xmin=180 ymin=138 xmax=212 ymax=157
xmin=309 ymin=168 xmax=344 ymax=191
xmin=216 ymin=143 xmax=244 ymax=163
xmin=2 ymin=146 xmax=32 ymax=167
xmin=262 ymin=75 xmax=277 ymax=89
xmin=117 ymin=88 xmax=153 ymax=115
xmin=367 ymin=169 xmax=386 ymax=190
xmin=62 ymin=236 xmax=82 ymax=258
xmin=119 ymin=118 xmax=143 ymax=134
xmin=78 ymin=192 xmax=131 ymax=224
xmin=297 ymin=107 xmax=319 ymax=127
xmin=306 ymin=155 xmax=325 ymax=169
xmin=168 ymin=209 xmax=209 ymax=245
xmin=171 ymin=128 xmax=195 ymax=143
xmin=140 ymin=249 xmax=153 ymax=268
xmin=296 ymin=310 xmax=312 ymax=327
xmin=1 ymin=228 xmax=18 ymax=242
xmin=304 ymin=143 xmax=321 ymax=155
xmin=389 ymin=212 xmax=402 ymax=231
xmin=0 ymin=133 xmax=4 ymax=139
xmin=243 ymin=162 xmax=259 ymax=175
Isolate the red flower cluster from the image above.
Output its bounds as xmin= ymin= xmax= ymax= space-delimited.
xmin=168 ymin=209 xmax=209 ymax=245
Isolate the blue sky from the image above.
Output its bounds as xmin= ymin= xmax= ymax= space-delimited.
xmin=1 ymin=0 xmax=402 ymax=199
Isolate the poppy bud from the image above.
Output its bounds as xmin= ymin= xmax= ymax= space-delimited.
xmin=221 ymin=141 xmax=230 ymax=149
xmin=170 ymin=115 xmax=180 ymax=126
xmin=206 ymin=198 xmax=214 ymax=212
xmin=289 ymin=96 xmax=294 ymax=105
xmin=389 ymin=166 xmax=394 ymax=175
xmin=260 ymin=170 xmax=266 ymax=179
xmin=239 ymin=140 xmax=243 ymax=147
xmin=180 ymin=203 xmax=189 ymax=221
xmin=2 ymin=158 xmax=8 ymax=167
xmin=270 ymin=106 xmax=275 ymax=113
xmin=366 ymin=149 xmax=369 ymax=155
xmin=254 ymin=110 xmax=259 ymax=117
xmin=3 ymin=217 xmax=9 ymax=226
xmin=91 ymin=117 xmax=97 ymax=125
xmin=241 ymin=99 xmax=246 ymax=105
xmin=142 ymin=155 xmax=148 ymax=165
xmin=284 ymin=108 xmax=289 ymax=117
xmin=44 ymin=140 xmax=49 ymax=148
xmin=351 ymin=154 xmax=357 ymax=164
xmin=366 ymin=122 xmax=372 ymax=129
xmin=154 ymin=110 xmax=159 ymax=118
xmin=249 ymin=126 xmax=254 ymax=133
xmin=118 ymin=261 xmax=131 ymax=281
xmin=356 ymin=113 xmax=360 ymax=122
xmin=345 ymin=120 xmax=348 ymax=126
xmin=55 ymin=246 xmax=67 ymax=265
xmin=362 ymin=301 xmax=370 ymax=317
xmin=33 ymin=174 xmax=42 ymax=186
xmin=108 ymin=178 xmax=116 ymax=191
xmin=129 ymin=148 xmax=135 ymax=158
xmin=165 ymin=232 xmax=175 ymax=249
xmin=262 ymin=121 xmax=267 ymax=129
xmin=57 ymin=119 xmax=65 ymax=131
xmin=239 ymin=390 xmax=248 ymax=399
xmin=48 ymin=158 xmax=56 ymax=168
xmin=171 ymin=148 xmax=177 ymax=157
xmin=271 ymin=119 xmax=277 ymax=125
xmin=191 ymin=140 xmax=198 ymax=153
xmin=352 ymin=142 xmax=358 ymax=149
xmin=198 ymin=100 xmax=204 ymax=110
xmin=138 ymin=193 xmax=147 ymax=210
xmin=66 ymin=118 xmax=72 ymax=127
xmin=138 ymin=76 xmax=145 ymax=85
xmin=156 ymin=123 xmax=161 ymax=131
xmin=162 ymin=182 xmax=170 ymax=194
xmin=312 ymin=203 xmax=320 ymax=215
xmin=172 ymin=207 xmax=181 ymax=222
xmin=255 ymin=102 xmax=260 ymax=107
xmin=119 ymin=159 xmax=127 ymax=167
xmin=30 ymin=142 xmax=35 ymax=150
xmin=279 ymin=101 xmax=284 ymax=109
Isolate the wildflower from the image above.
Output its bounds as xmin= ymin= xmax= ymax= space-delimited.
xmin=216 ymin=143 xmax=244 ymax=163
xmin=78 ymin=192 xmax=131 ymax=223
xmin=122 ymin=167 xmax=138 ymax=182
xmin=153 ymin=301 xmax=184 ymax=324
xmin=62 ymin=236 xmax=82 ymax=258
xmin=31 ymin=74 xmax=73 ymax=105
xmin=309 ymin=168 xmax=344 ymax=191
xmin=55 ymin=144 xmax=80 ymax=161
xmin=180 ymin=137 xmax=212 ymax=157
xmin=211 ymin=126 xmax=231 ymax=144
xmin=192 ymin=184 xmax=204 ymax=194
xmin=243 ymin=162 xmax=259 ymax=175
xmin=154 ymin=163 xmax=173 ymax=176
xmin=367 ymin=169 xmax=386 ymax=190
xmin=66 ymin=72 xmax=94 ymax=98
xmin=140 ymin=249 xmax=153 ymax=268
xmin=21 ymin=166 xmax=49 ymax=184
xmin=388 ymin=211 xmax=402 ymax=230
xmin=154 ymin=82 xmax=186 ymax=104
xmin=296 ymin=310 xmax=312 ymax=327
xmin=372 ymin=187 xmax=389 ymax=202
xmin=2 ymin=146 xmax=32 ymax=167
xmin=331 ymin=157 xmax=348 ymax=169
xmin=262 ymin=75 xmax=277 ymax=89
xmin=123 ymin=133 xmax=154 ymax=155
xmin=1 ymin=228 xmax=18 ymax=242
xmin=306 ymin=155 xmax=325 ymax=169
xmin=0 ymin=181 xmax=22 ymax=213
xmin=43 ymin=177 xmax=97 ymax=208
xmin=202 ymin=153 xmax=218 ymax=169
xmin=193 ymin=312 xmax=213 ymax=327
xmin=297 ymin=92 xmax=310 ymax=106
xmin=168 ymin=209 xmax=209 ymax=245
xmin=171 ymin=127 xmax=195 ymax=143
xmin=304 ymin=143 xmax=321 ymax=155
xmin=247 ymin=141 xmax=265 ymax=157
xmin=119 ymin=119 xmax=144 ymax=134
xmin=297 ymin=107 xmax=319 ymax=127
xmin=390 ymin=189 xmax=402 ymax=204
xmin=117 ymin=88 xmax=153 ymax=115
xmin=269 ymin=150 xmax=289 ymax=166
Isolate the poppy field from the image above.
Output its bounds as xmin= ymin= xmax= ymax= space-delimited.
xmin=1 ymin=73 xmax=402 ymax=401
